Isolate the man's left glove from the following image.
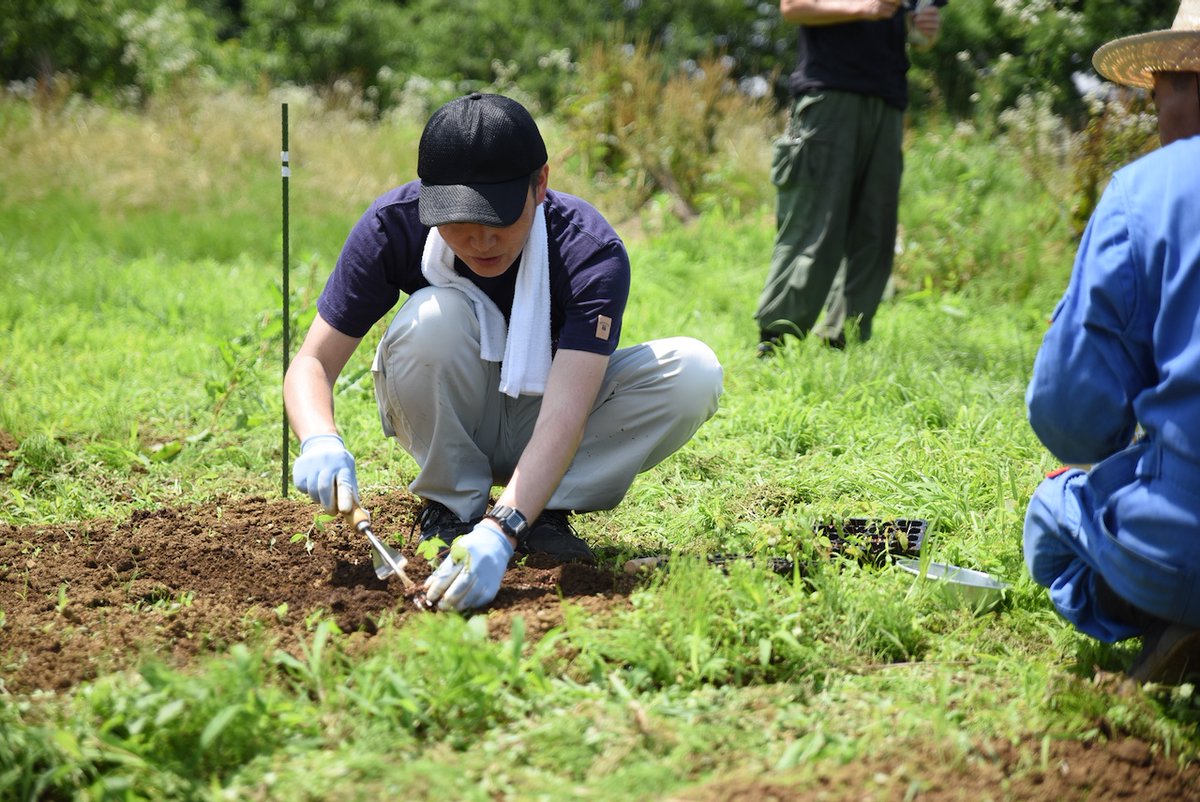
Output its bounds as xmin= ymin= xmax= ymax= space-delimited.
xmin=423 ymin=521 xmax=514 ymax=611
xmin=292 ymin=433 xmax=358 ymax=514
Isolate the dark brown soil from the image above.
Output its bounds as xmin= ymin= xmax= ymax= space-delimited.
xmin=1 ymin=474 xmax=1197 ymax=799
xmin=674 ymin=734 xmax=1200 ymax=801
xmin=0 ymin=491 xmax=635 ymax=694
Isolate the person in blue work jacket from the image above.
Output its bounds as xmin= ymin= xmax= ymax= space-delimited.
xmin=1023 ymin=1 xmax=1200 ymax=684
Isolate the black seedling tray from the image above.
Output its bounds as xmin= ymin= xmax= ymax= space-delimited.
xmin=812 ymin=517 xmax=927 ymax=565
xmin=623 ymin=518 xmax=927 ymax=578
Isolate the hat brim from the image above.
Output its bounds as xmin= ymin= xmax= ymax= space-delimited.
xmin=419 ymin=176 xmax=529 ymax=228
xmin=1093 ymin=30 xmax=1200 ymax=89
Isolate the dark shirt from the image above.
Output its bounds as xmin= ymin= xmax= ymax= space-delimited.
xmin=318 ymin=183 xmax=630 ymax=356
xmin=787 ymin=13 xmax=910 ymax=109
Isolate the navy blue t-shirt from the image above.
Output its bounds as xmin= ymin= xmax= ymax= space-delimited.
xmin=787 ymin=13 xmax=911 ymax=109
xmin=318 ymin=182 xmax=630 ymax=356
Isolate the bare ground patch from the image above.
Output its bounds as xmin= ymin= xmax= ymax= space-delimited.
xmin=1 ymin=487 xmax=1197 ymax=799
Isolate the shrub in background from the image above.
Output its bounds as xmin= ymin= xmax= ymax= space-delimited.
xmin=916 ymin=0 xmax=1176 ymax=125
xmin=237 ymin=0 xmax=408 ymax=97
xmin=1067 ymin=91 xmax=1157 ymax=234
xmin=559 ymin=36 xmax=777 ymax=222
xmin=1 ymin=0 xmax=221 ymax=104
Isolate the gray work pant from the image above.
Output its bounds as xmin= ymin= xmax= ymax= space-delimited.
xmin=371 ymin=286 xmax=724 ymax=522
xmin=755 ymin=90 xmax=904 ymax=343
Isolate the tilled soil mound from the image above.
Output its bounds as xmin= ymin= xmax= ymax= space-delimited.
xmin=0 ymin=492 xmax=636 ymax=693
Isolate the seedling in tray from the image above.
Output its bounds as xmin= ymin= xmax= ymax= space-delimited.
xmin=621 ymin=518 xmax=928 ymax=576
xmin=812 ymin=517 xmax=927 ymax=565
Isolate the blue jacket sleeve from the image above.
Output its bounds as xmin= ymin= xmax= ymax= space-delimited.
xmin=1025 ymin=176 xmax=1152 ymax=464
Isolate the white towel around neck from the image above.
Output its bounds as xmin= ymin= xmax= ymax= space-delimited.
xmin=420 ymin=204 xmax=552 ymax=398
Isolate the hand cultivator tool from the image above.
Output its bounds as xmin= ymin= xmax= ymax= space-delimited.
xmin=346 ymin=499 xmax=415 ymax=590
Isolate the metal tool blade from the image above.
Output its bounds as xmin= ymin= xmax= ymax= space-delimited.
xmin=364 ymin=525 xmax=409 ymax=583
xmin=346 ymin=500 xmax=414 ymax=589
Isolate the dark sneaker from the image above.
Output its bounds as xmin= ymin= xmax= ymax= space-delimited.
xmin=818 ymin=332 xmax=846 ymax=350
xmin=756 ymin=331 xmax=784 ymax=359
xmin=413 ymin=500 xmax=477 ymax=557
xmin=518 ymin=510 xmax=595 ymax=562
xmin=1128 ymin=621 xmax=1200 ymax=684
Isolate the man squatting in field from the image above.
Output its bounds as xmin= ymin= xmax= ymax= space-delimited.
xmin=1023 ymin=0 xmax=1200 ymax=683
xmin=284 ymin=92 xmax=723 ymax=612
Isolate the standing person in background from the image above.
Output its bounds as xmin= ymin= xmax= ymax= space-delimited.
xmin=754 ymin=0 xmax=942 ymax=356
xmin=285 ymin=92 xmax=723 ymax=612
xmin=1023 ymin=1 xmax=1200 ymax=684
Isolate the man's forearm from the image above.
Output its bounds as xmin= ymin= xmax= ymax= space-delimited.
xmin=283 ymin=313 xmax=361 ymax=442
xmin=781 ymin=0 xmax=898 ymax=25
xmin=497 ymin=414 xmax=585 ymax=526
xmin=494 ymin=349 xmax=607 ymax=523
xmin=284 ymin=354 xmax=340 ymax=441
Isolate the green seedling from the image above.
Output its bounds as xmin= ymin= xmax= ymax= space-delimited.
xmin=149 ymin=590 xmax=195 ymax=616
xmin=415 ymin=536 xmax=448 ymax=562
xmin=290 ymin=512 xmax=336 ymax=555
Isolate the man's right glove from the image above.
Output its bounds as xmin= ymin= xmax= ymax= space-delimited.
xmin=292 ymin=433 xmax=358 ymax=514
xmin=422 ymin=521 xmax=514 ymax=611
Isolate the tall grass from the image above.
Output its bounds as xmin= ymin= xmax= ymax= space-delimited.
xmin=3 ymin=87 xmax=1200 ymax=799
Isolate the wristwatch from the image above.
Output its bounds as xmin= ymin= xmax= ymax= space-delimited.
xmin=484 ymin=504 xmax=528 ymax=542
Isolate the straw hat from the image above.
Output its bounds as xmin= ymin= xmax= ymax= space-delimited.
xmin=1093 ymin=0 xmax=1200 ymax=89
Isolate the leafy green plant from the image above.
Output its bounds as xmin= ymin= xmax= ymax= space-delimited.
xmin=560 ymin=35 xmax=776 ymax=221
xmin=290 ymin=511 xmax=336 ymax=556
xmin=415 ymin=536 xmax=448 ymax=562
xmin=1068 ymin=93 xmax=1157 ymax=234
xmin=273 ymin=618 xmax=344 ymax=703
xmin=343 ymin=613 xmax=562 ymax=745
xmin=11 ymin=433 xmax=69 ymax=482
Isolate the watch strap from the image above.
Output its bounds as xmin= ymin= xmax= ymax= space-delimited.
xmin=485 ymin=504 xmax=528 ymax=541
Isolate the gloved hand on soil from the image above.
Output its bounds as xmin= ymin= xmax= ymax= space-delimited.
xmin=293 ymin=433 xmax=358 ymax=514
xmin=422 ymin=520 xmax=514 ymax=611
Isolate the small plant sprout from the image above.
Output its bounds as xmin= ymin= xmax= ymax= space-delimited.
xmin=290 ymin=512 xmax=336 ymax=555
xmin=415 ymin=536 xmax=448 ymax=562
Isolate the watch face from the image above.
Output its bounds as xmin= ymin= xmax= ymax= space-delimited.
xmin=489 ymin=506 xmax=526 ymax=537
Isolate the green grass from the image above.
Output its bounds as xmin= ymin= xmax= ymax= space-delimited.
xmin=3 ymin=88 xmax=1199 ymax=799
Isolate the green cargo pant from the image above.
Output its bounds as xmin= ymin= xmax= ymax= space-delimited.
xmin=755 ymin=90 xmax=904 ymax=344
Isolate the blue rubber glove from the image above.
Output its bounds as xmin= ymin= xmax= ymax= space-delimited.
xmin=292 ymin=433 xmax=358 ymax=514
xmin=423 ymin=520 xmax=514 ymax=611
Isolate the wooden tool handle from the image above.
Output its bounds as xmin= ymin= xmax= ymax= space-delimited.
xmin=332 ymin=476 xmax=371 ymax=528
xmin=623 ymin=556 xmax=669 ymax=575
xmin=346 ymin=498 xmax=371 ymax=529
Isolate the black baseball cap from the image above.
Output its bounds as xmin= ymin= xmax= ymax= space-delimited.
xmin=417 ymin=92 xmax=548 ymax=228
